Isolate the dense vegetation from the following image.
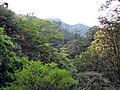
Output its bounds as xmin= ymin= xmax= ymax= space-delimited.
xmin=0 ymin=0 xmax=120 ymax=90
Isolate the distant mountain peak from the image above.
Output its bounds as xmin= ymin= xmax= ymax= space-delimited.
xmin=46 ymin=18 xmax=90 ymax=36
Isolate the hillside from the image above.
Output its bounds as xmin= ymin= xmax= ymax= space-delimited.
xmin=47 ymin=18 xmax=90 ymax=36
xmin=0 ymin=1 xmax=120 ymax=89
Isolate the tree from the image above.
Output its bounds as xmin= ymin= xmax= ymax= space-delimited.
xmin=0 ymin=28 xmax=22 ymax=87
xmin=77 ymin=16 xmax=120 ymax=88
xmin=98 ymin=16 xmax=120 ymax=88
xmin=100 ymin=0 xmax=120 ymax=11
xmin=0 ymin=6 xmax=18 ymax=36
xmin=2 ymin=61 xmax=78 ymax=90
xmin=86 ymin=26 xmax=99 ymax=42
xmin=14 ymin=17 xmax=64 ymax=63
xmin=77 ymin=72 xmax=113 ymax=90
xmin=65 ymin=39 xmax=88 ymax=59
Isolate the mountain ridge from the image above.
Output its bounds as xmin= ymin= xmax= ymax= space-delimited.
xmin=46 ymin=18 xmax=90 ymax=36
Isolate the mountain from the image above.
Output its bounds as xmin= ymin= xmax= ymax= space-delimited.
xmin=47 ymin=18 xmax=90 ymax=36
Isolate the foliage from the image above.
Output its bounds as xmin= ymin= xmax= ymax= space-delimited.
xmin=77 ymin=72 xmax=115 ymax=90
xmin=0 ymin=1 xmax=120 ymax=89
xmin=1 ymin=61 xmax=78 ymax=90
xmin=0 ymin=6 xmax=18 ymax=36
xmin=51 ymin=48 xmax=77 ymax=74
xmin=0 ymin=28 xmax=22 ymax=87
xmin=12 ymin=17 xmax=64 ymax=63
xmin=86 ymin=26 xmax=99 ymax=42
xmin=65 ymin=39 xmax=88 ymax=59
xmin=98 ymin=16 xmax=120 ymax=88
xmin=75 ymin=16 xmax=120 ymax=89
xmin=100 ymin=0 xmax=119 ymax=11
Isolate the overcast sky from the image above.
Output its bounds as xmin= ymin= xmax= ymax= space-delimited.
xmin=6 ymin=0 xmax=106 ymax=26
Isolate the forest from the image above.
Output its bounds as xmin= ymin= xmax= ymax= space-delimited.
xmin=0 ymin=0 xmax=120 ymax=90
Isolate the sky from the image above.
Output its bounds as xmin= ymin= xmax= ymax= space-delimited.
xmin=5 ymin=0 xmax=106 ymax=26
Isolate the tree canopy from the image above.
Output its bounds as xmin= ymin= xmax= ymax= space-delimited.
xmin=0 ymin=1 xmax=120 ymax=89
